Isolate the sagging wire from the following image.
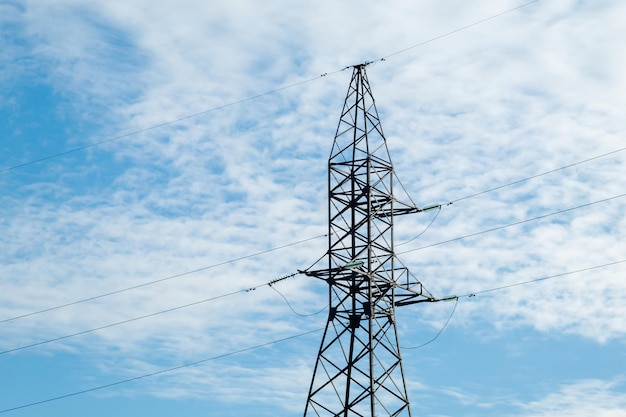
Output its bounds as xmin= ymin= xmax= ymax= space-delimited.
xmin=268 ymin=272 xmax=328 ymax=317
xmin=403 ymin=295 xmax=458 ymax=349
xmin=269 ymin=284 xmax=328 ymax=318
xmin=396 ymin=204 xmax=442 ymax=247
xmin=398 ymin=193 xmax=626 ymax=255
xmin=401 ymin=258 xmax=626 ymax=349
xmin=1 ymin=271 xmax=311 ymax=356
xmin=0 ymin=233 xmax=327 ymax=325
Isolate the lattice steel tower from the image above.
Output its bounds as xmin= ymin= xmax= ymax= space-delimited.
xmin=302 ymin=64 xmax=436 ymax=417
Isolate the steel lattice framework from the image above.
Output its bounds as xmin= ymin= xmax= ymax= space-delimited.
xmin=303 ymin=64 xmax=436 ymax=417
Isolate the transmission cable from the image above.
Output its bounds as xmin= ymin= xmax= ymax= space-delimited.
xmin=0 ymin=74 xmax=341 ymax=174
xmin=396 ymin=146 xmax=625 ymax=245
xmin=405 ymin=144 xmax=625 ymax=214
xmin=0 ymin=328 xmax=323 ymax=415
xmin=0 ymin=233 xmax=326 ymax=325
xmin=448 ymin=146 xmax=626 ymax=205
xmin=0 ymin=259 xmax=626 ymax=414
xmin=455 ymin=259 xmax=626 ymax=299
xmin=403 ymin=296 xmax=458 ymax=350
xmin=1 ymin=260 xmax=623 ymax=412
xmin=0 ymin=289 xmax=242 ymax=356
xmin=0 ymin=272 xmax=305 ymax=356
xmin=398 ymin=192 xmax=626 ymax=255
xmin=4 ymin=191 xmax=623 ymax=328
xmin=381 ymin=0 xmax=540 ymax=61
xmin=400 ymin=258 xmax=626 ymax=349
xmin=1 ymin=1 xmax=540 ymax=175
xmin=396 ymin=205 xmax=442 ymax=246
xmin=269 ymin=284 xmax=328 ymax=318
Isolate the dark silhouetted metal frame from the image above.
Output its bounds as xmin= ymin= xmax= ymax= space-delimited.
xmin=303 ymin=65 xmax=435 ymax=417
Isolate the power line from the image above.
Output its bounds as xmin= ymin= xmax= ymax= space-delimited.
xmin=1 ymin=1 xmax=540 ymax=175
xmin=8 ymin=257 xmax=620 ymax=357
xmin=4 ymin=256 xmax=623 ymax=358
xmin=401 ymin=258 xmax=626 ymax=349
xmin=0 ymin=272 xmax=303 ymax=355
xmin=448 ymin=146 xmax=626 ymax=204
xmin=1 ymin=258 xmax=623 ymax=412
xmin=394 ymin=145 xmax=626 ymax=247
xmin=1 ymin=289 xmax=244 ymax=356
xmin=0 ymin=272 xmax=308 ymax=356
xmin=381 ymin=0 xmax=540 ymax=61
xmin=396 ymin=205 xmax=442 ymax=246
xmin=4 ymin=190 xmax=623 ymax=339
xmin=403 ymin=296 xmax=458 ymax=350
xmin=0 ymin=75 xmax=337 ymax=174
xmin=457 ymin=259 xmax=626 ymax=299
xmin=398 ymin=193 xmax=626 ymax=255
xmin=269 ymin=284 xmax=328 ymax=318
xmin=6 ymin=194 xmax=626 ymax=355
xmin=0 ymin=328 xmax=323 ymax=415
xmin=0 ymin=234 xmax=325 ymax=325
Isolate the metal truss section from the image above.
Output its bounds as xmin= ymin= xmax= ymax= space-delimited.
xmin=303 ymin=65 xmax=435 ymax=417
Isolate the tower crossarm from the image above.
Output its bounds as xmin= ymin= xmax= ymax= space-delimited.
xmin=393 ymin=282 xmax=438 ymax=307
xmin=301 ymin=265 xmax=437 ymax=307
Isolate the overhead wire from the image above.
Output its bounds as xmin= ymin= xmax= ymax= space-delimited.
xmin=403 ymin=296 xmax=458 ymax=350
xmin=4 ymin=1 xmax=623 ymax=410
xmin=0 ymin=73 xmax=341 ymax=174
xmin=269 ymin=284 xmax=328 ymax=318
xmin=0 ymin=328 xmax=323 ymax=415
xmin=391 ymin=144 xmax=626 ymax=247
xmin=396 ymin=205 xmax=442 ymax=246
xmin=2 ymin=258 xmax=623 ymax=413
xmin=394 ymin=142 xmax=625 ymax=246
xmin=1 ymin=1 xmax=542 ymax=175
xmin=4 ymin=190 xmax=623 ymax=350
xmin=0 ymin=272 xmax=307 ymax=356
xmin=5 ymin=190 xmax=622 ymax=347
xmin=7 ymin=257 xmax=621 ymax=357
xmin=447 ymin=146 xmax=626 ymax=205
xmin=381 ymin=0 xmax=540 ymax=61
xmin=455 ymin=259 xmax=626 ymax=299
xmin=0 ymin=233 xmax=326 ymax=325
xmin=398 ymin=192 xmax=626 ymax=255
xmin=400 ymin=258 xmax=626 ymax=349
xmin=0 ymin=289 xmax=243 ymax=356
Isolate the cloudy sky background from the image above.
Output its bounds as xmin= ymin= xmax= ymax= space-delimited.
xmin=1 ymin=0 xmax=625 ymax=416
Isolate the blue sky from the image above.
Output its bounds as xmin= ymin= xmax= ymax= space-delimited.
xmin=1 ymin=0 xmax=626 ymax=416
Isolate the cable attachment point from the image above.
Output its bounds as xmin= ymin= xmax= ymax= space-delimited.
xmin=420 ymin=204 xmax=442 ymax=212
xmin=343 ymin=261 xmax=364 ymax=269
xmin=268 ymin=272 xmax=297 ymax=287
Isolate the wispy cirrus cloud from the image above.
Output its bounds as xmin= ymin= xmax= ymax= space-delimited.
xmin=517 ymin=379 xmax=626 ymax=417
xmin=1 ymin=1 xmax=625 ymax=415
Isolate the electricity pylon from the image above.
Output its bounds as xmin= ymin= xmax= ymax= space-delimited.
xmin=302 ymin=64 xmax=437 ymax=417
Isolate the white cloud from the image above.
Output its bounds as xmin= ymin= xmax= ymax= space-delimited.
xmin=1 ymin=0 xmax=625 ymax=414
xmin=516 ymin=379 xmax=626 ymax=417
